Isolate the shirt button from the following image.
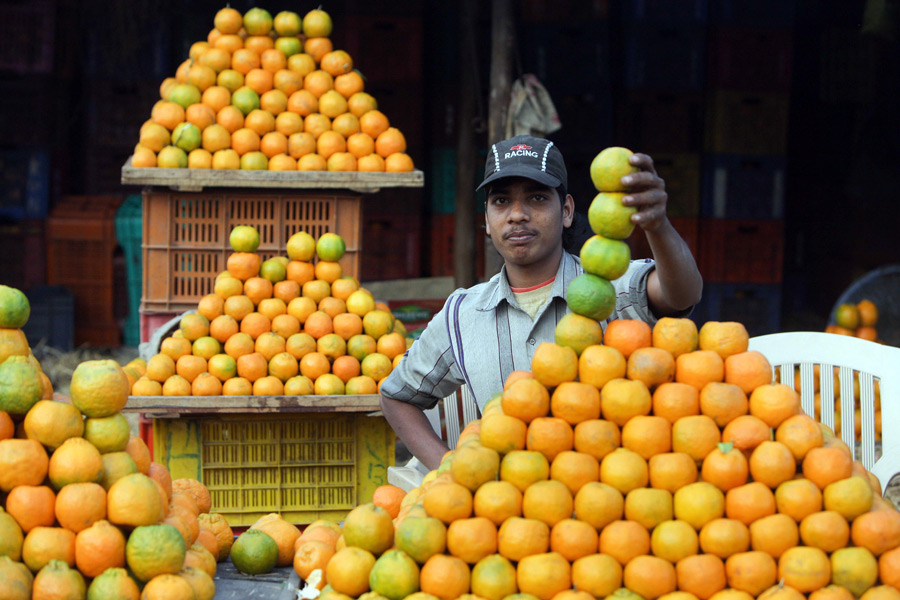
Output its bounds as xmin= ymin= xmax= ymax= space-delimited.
xmin=528 ymin=338 xmax=535 ymax=345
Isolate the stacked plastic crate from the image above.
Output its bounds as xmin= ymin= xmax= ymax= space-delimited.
xmin=0 ymin=2 xmax=55 ymax=292
xmin=616 ymin=0 xmax=707 ymax=262
xmin=694 ymin=1 xmax=796 ymax=336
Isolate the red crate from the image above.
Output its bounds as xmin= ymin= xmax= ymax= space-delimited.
xmin=628 ymin=217 xmax=699 ymax=262
xmin=698 ymin=219 xmax=784 ymax=284
xmin=430 ymin=214 xmax=487 ymax=279
xmin=142 ymin=190 xmax=362 ymax=313
xmin=360 ymin=210 xmax=422 ymax=282
xmin=139 ymin=416 xmax=154 ymax=462
xmin=46 ymin=196 xmax=124 ymax=346
xmin=139 ymin=309 xmax=183 ymax=345
xmin=707 ymin=27 xmax=793 ymax=91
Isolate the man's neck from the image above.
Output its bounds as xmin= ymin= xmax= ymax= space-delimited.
xmin=504 ymin=248 xmax=564 ymax=289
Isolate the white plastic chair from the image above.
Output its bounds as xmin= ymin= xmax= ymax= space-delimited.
xmin=387 ymin=385 xmax=479 ymax=491
xmin=747 ymin=332 xmax=900 ymax=494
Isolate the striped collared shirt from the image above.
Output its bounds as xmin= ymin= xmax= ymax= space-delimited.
xmin=380 ymin=252 xmax=657 ymax=412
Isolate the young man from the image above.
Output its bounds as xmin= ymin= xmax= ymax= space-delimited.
xmin=380 ymin=135 xmax=703 ymax=470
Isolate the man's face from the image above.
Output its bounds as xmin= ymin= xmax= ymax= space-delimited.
xmin=484 ymin=177 xmax=574 ymax=268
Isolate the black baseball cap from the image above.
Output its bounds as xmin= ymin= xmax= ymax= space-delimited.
xmin=476 ymin=135 xmax=568 ymax=192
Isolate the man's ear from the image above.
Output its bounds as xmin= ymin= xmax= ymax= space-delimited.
xmin=563 ymin=194 xmax=575 ymax=227
xmin=484 ymin=212 xmax=491 ymax=237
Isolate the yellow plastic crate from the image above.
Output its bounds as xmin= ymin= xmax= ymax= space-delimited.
xmin=152 ymin=412 xmax=395 ymax=526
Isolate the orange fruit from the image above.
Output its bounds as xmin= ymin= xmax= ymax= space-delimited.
xmin=724 ymin=351 xmax=773 ymax=394
xmin=601 ymin=377 xmax=652 ymax=427
xmin=677 ymin=350 xmax=727 ymax=395
xmin=648 ymin=452 xmax=698 ymax=494
xmin=572 ymin=418 xmax=620 ymax=462
xmin=621 ymin=414 xmax=672 ymax=460
xmin=698 ymin=322 xmax=750 ymax=359
xmin=652 ymin=382 xmax=700 ymax=424
xmin=699 ymin=517 xmax=751 ymax=559
xmin=517 ymin=552 xmax=571 ymax=600
xmin=604 ymin=319 xmax=652 ymax=358
xmin=627 ymin=346 xmax=676 ymax=390
xmin=375 ymin=127 xmax=407 ymax=157
xmin=652 ymin=317 xmax=699 ymax=358
xmin=360 ymin=109 xmax=390 ymax=139
xmin=651 ymin=518 xmax=700 ymax=563
xmin=625 ymin=554 xmax=678 ymax=600
xmin=599 ymin=519 xmax=651 ymax=565
xmin=419 ymin=553 xmax=470 ymax=600
xmin=749 ymin=513 xmax=799 ymax=559
xmin=600 ymin=447 xmax=649 ymax=495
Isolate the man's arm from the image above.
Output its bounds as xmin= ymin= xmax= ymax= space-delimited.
xmin=621 ymin=153 xmax=703 ymax=315
xmin=380 ymin=394 xmax=450 ymax=471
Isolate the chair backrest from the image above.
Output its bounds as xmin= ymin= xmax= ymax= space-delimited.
xmin=747 ymin=332 xmax=900 ymax=494
xmin=423 ymin=385 xmax=480 ymax=450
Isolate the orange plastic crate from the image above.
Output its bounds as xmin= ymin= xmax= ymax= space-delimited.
xmin=45 ymin=196 xmax=123 ymax=347
xmin=141 ymin=190 xmax=362 ymax=313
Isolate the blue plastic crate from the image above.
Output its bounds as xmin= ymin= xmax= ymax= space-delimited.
xmin=0 ymin=149 xmax=51 ymax=221
xmin=691 ymin=282 xmax=782 ymax=338
xmin=22 ymin=285 xmax=75 ymax=351
xmin=700 ymin=154 xmax=786 ymax=219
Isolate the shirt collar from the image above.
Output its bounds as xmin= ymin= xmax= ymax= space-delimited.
xmin=475 ymin=251 xmax=581 ymax=312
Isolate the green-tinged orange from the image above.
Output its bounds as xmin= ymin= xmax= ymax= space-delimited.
xmin=230 ymin=529 xmax=278 ymax=575
xmin=0 ymin=285 xmax=30 ymax=328
xmin=125 ymin=523 xmax=186 ymax=582
xmin=554 ymin=312 xmax=603 ymax=356
xmin=0 ymin=356 xmax=42 ymax=416
xmin=369 ymin=549 xmax=420 ymax=600
xmin=588 ymin=192 xmax=637 ymax=239
xmin=566 ymin=273 xmax=616 ymax=321
xmin=580 ymin=234 xmax=631 ymax=281
xmin=69 ymin=359 xmax=130 ymax=418
xmin=590 ymin=147 xmax=638 ymax=193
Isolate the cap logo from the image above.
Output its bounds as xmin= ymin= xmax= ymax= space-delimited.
xmin=510 ymin=144 xmax=532 ymax=150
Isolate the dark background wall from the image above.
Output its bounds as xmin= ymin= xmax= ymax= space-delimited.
xmin=2 ymin=0 xmax=898 ymax=345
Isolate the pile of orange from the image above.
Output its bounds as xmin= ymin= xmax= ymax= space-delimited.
xmin=302 ymin=317 xmax=900 ymax=600
xmin=827 ymin=299 xmax=880 ymax=342
xmin=132 ymin=227 xmax=411 ymax=397
xmin=132 ymin=6 xmax=415 ymax=173
xmin=0 ymin=297 xmax=232 ymax=599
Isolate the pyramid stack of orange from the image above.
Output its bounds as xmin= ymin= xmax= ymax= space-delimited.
xmin=132 ymin=5 xmax=414 ymax=173
xmin=0 ymin=284 xmax=234 ymax=599
xmin=291 ymin=317 xmax=900 ymax=600
xmin=132 ymin=227 xmax=410 ymax=397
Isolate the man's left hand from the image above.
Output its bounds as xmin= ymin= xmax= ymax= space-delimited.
xmin=621 ymin=153 xmax=668 ymax=233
